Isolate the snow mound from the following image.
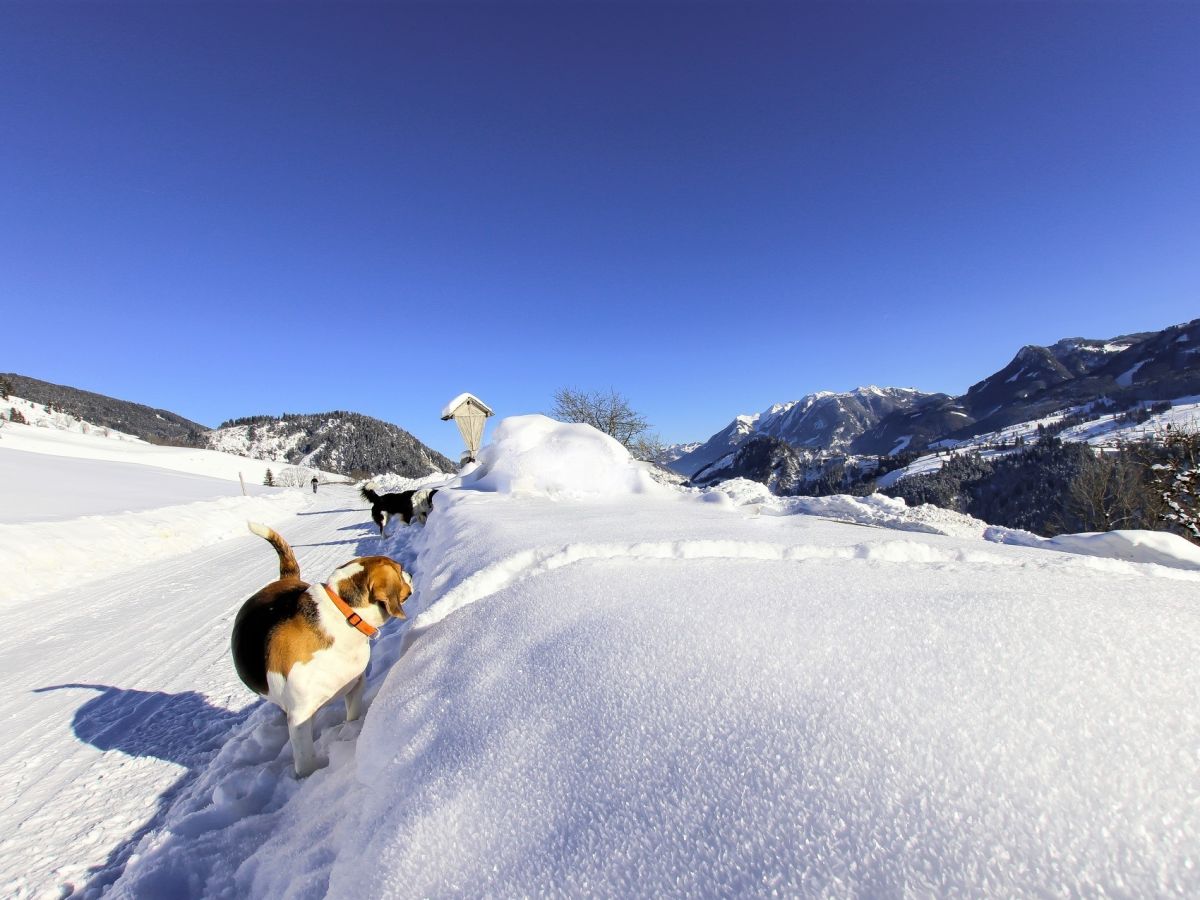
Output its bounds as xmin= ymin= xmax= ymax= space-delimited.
xmin=988 ymin=527 xmax=1200 ymax=572
xmin=460 ymin=415 xmax=662 ymax=497
xmin=787 ymin=492 xmax=999 ymax=540
xmin=705 ymin=476 xmax=775 ymax=506
xmin=708 ymin=479 xmax=994 ymax=539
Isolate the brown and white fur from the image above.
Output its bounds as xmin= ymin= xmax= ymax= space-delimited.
xmin=231 ymin=522 xmax=412 ymax=776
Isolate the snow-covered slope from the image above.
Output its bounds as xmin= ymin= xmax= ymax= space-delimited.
xmin=3 ymin=373 xmax=209 ymax=446
xmin=6 ymin=415 xmax=1183 ymax=898
xmin=878 ymin=394 xmax=1200 ymax=488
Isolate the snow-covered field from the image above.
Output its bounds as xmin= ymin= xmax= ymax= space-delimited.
xmin=3 ymin=415 xmax=1199 ymax=897
xmin=0 ymin=409 xmax=332 ymax=604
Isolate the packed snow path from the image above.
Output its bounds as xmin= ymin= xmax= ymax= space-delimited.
xmin=0 ymin=485 xmax=400 ymax=898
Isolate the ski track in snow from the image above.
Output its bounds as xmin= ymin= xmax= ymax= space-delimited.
xmin=0 ymin=486 xmax=399 ymax=899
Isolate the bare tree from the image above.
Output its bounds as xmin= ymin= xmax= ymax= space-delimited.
xmin=551 ymin=387 xmax=663 ymax=460
xmin=276 ymin=465 xmax=317 ymax=488
xmin=1066 ymin=445 xmax=1158 ymax=532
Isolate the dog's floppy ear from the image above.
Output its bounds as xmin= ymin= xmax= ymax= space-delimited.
xmin=367 ymin=558 xmax=412 ymax=619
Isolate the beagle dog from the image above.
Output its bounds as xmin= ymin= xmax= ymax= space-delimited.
xmin=232 ymin=522 xmax=413 ymax=776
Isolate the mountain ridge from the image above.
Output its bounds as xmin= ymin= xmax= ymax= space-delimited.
xmin=670 ymin=317 xmax=1200 ymax=481
xmin=3 ymin=373 xmax=453 ymax=478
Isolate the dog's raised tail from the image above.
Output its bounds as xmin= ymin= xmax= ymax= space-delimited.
xmin=360 ymin=481 xmax=380 ymax=504
xmin=247 ymin=521 xmax=301 ymax=581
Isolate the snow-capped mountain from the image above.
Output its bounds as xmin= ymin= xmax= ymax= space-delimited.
xmin=674 ymin=317 xmax=1200 ymax=484
xmin=209 ymin=411 xmax=454 ymax=478
xmin=667 ymin=414 xmax=761 ymax=477
xmin=671 ymin=386 xmax=930 ymax=478
xmin=880 ymin=318 xmax=1200 ymax=447
xmin=652 ymin=441 xmax=702 ymax=466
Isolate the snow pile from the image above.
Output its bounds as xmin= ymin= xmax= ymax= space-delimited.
xmin=709 ymin=479 xmax=1200 ymax=571
xmin=460 ymin=415 xmax=663 ymax=497
xmin=987 ymin=527 xmax=1200 ymax=572
xmin=0 ymin=490 xmax=307 ymax=603
xmin=785 ymin=492 xmax=993 ymax=538
xmin=709 ymin=478 xmax=997 ymax=539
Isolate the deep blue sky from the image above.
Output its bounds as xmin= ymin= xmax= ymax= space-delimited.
xmin=3 ymin=2 xmax=1198 ymax=456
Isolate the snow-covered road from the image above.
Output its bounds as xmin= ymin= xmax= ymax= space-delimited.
xmin=0 ymin=485 xmax=385 ymax=898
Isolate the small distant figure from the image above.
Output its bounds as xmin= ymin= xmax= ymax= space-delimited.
xmin=311 ymin=476 xmax=319 ymax=494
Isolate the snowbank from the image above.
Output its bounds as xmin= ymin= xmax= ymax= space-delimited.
xmin=709 ymin=478 xmax=998 ymax=539
xmin=987 ymin=527 xmax=1200 ymax=572
xmin=459 ymin=415 xmax=663 ymax=497
xmin=0 ymin=490 xmax=307 ymax=603
xmin=709 ymin=479 xmax=1200 ymax=572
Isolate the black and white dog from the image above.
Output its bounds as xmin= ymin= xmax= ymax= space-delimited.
xmin=360 ymin=481 xmax=439 ymax=535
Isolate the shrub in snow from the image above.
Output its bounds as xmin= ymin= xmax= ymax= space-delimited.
xmin=461 ymin=414 xmax=663 ymax=498
xmin=8 ymin=406 xmax=26 ymax=425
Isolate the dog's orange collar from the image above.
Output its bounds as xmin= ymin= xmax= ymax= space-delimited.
xmin=323 ymin=583 xmax=378 ymax=637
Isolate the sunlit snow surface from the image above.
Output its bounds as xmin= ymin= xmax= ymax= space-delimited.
xmin=95 ymin=416 xmax=1200 ymax=898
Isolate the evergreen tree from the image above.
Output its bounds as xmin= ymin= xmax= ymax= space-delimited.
xmin=263 ymin=468 xmax=275 ymax=487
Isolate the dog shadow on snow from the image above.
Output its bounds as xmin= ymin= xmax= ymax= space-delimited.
xmin=290 ymin=521 xmax=378 ymax=549
xmin=33 ymin=683 xmax=253 ymax=897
